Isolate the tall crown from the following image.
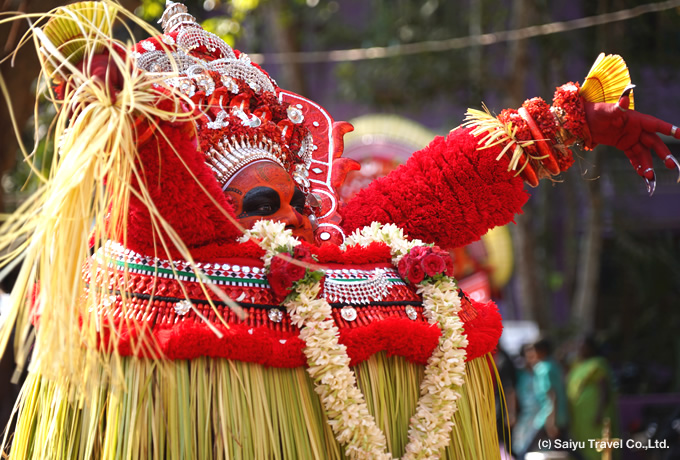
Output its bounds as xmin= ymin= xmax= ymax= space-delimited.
xmin=131 ymin=1 xmax=359 ymax=245
xmin=158 ymin=0 xmax=199 ymax=33
xmin=206 ymin=135 xmax=287 ymax=187
xmin=132 ymin=1 xmax=311 ymax=193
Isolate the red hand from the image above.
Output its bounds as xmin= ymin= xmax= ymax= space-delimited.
xmin=584 ymin=88 xmax=680 ymax=194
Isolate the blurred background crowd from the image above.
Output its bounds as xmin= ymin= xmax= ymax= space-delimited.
xmin=495 ymin=333 xmax=680 ymax=460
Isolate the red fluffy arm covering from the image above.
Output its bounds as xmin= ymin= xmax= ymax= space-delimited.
xmin=125 ymin=111 xmax=242 ymax=257
xmin=340 ymin=128 xmax=530 ymax=249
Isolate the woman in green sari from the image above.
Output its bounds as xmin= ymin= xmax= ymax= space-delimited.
xmin=567 ymin=336 xmax=619 ymax=460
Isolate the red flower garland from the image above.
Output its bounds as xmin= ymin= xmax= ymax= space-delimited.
xmin=497 ymin=108 xmax=540 ymax=159
xmin=523 ymin=97 xmax=557 ymax=139
xmin=397 ymin=246 xmax=454 ymax=284
xmin=553 ymin=82 xmax=594 ymax=149
xmin=524 ymin=95 xmax=576 ymax=172
xmin=340 ymin=129 xmax=529 ymax=251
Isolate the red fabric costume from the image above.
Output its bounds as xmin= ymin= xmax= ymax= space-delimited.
xmin=4 ymin=2 xmax=680 ymax=459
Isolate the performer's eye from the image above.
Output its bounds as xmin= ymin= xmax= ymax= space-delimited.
xmin=241 ymin=186 xmax=280 ymax=216
xmin=291 ymin=188 xmax=306 ymax=214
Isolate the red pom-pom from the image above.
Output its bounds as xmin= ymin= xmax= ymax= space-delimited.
xmin=553 ymin=82 xmax=594 ymax=149
xmin=124 ymin=101 xmax=242 ymax=256
xmin=340 ymin=128 xmax=529 ymax=250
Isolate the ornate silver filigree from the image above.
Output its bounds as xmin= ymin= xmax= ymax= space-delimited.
xmin=324 ymin=269 xmax=391 ymax=304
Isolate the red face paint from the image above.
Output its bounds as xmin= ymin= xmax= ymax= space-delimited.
xmin=225 ymin=160 xmax=315 ymax=243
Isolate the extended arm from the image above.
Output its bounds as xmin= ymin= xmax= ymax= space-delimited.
xmin=340 ymin=128 xmax=529 ymax=250
xmin=341 ymin=55 xmax=679 ymax=249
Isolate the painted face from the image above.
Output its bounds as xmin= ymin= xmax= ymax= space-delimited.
xmin=225 ymin=160 xmax=315 ymax=243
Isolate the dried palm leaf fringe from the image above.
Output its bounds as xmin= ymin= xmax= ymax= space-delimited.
xmin=6 ymin=353 xmax=498 ymax=460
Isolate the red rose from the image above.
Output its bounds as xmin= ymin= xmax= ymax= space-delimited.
xmin=268 ymin=252 xmax=307 ymax=299
xmin=407 ymin=262 xmax=425 ymax=284
xmin=268 ymin=266 xmax=293 ymax=298
xmin=444 ymin=255 xmax=454 ymax=276
xmin=398 ymin=246 xmax=455 ymax=284
xmin=398 ymin=255 xmax=409 ymax=280
xmin=421 ymin=253 xmax=447 ymax=277
xmin=430 ymin=246 xmax=455 ymax=277
xmin=409 ymin=246 xmax=428 ymax=260
xmin=292 ymin=245 xmax=314 ymax=264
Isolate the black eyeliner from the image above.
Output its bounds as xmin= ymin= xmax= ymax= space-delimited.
xmin=241 ymin=186 xmax=281 ymax=217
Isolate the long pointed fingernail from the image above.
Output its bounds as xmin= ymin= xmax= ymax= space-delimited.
xmin=644 ymin=173 xmax=656 ymax=197
xmin=616 ymin=84 xmax=636 ymax=111
xmin=616 ymin=83 xmax=635 ymax=112
xmin=665 ymin=154 xmax=680 ymax=183
xmin=621 ymin=84 xmax=636 ymax=98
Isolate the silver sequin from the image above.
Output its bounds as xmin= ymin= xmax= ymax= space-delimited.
xmin=287 ymin=106 xmax=304 ymax=124
xmin=405 ymin=305 xmax=418 ymax=321
xmin=340 ymin=306 xmax=358 ymax=322
xmin=268 ymin=308 xmax=283 ymax=323
xmin=175 ymin=300 xmax=192 ymax=316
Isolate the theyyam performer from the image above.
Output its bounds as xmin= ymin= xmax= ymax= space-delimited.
xmin=0 ymin=1 xmax=678 ymax=459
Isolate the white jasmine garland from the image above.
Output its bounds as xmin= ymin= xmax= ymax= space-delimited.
xmin=239 ymin=220 xmax=300 ymax=266
xmin=252 ymin=221 xmax=468 ymax=460
xmin=343 ymin=222 xmax=426 ymax=265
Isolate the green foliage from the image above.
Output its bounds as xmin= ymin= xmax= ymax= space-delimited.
xmin=202 ymin=16 xmax=241 ymax=46
xmin=598 ymin=230 xmax=680 ymax=392
xmin=136 ymin=0 xmax=263 ymax=43
xmin=3 ymin=97 xmax=56 ymax=210
xmin=332 ymin=0 xmax=489 ymax=110
xmin=136 ymin=0 xmax=165 ymax=21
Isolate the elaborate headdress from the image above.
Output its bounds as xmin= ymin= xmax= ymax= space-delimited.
xmin=129 ymin=1 xmax=357 ymax=244
xmin=133 ymin=3 xmax=309 ymax=183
